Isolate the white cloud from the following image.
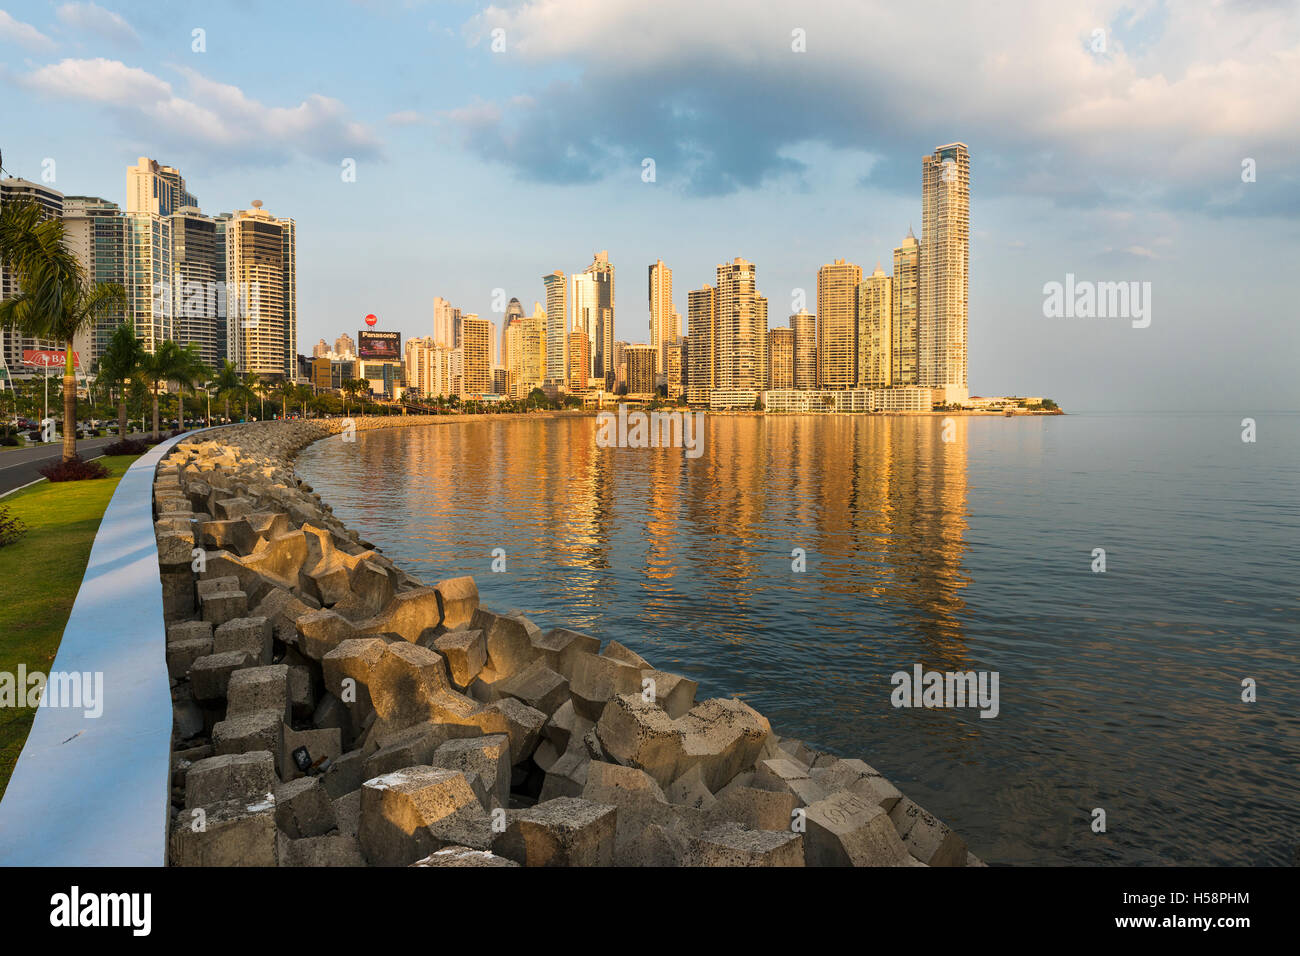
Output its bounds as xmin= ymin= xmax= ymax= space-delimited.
xmin=0 ymin=9 xmax=57 ymax=52
xmin=55 ymin=2 xmax=139 ymax=46
xmin=454 ymin=0 xmax=1300 ymax=206
xmin=21 ymin=58 xmax=383 ymax=165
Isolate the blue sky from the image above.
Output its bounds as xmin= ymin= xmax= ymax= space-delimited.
xmin=1 ymin=0 xmax=1297 ymax=410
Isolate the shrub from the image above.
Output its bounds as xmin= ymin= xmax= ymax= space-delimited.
xmin=38 ymin=455 xmax=111 ymax=482
xmin=0 ymin=504 xmax=25 ymax=548
xmin=104 ymin=438 xmax=147 ymax=456
xmin=0 ymin=434 xmax=18 ymax=447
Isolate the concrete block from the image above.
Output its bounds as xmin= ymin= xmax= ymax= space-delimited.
xmin=493 ymin=797 xmax=616 ymax=867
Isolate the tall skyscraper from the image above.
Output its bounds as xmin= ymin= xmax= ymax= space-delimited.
xmin=892 ymin=228 xmax=920 ymax=386
xmin=919 ymin=143 xmax=970 ymax=391
xmin=790 ymin=309 xmax=817 ymax=390
xmin=714 ymin=258 xmax=765 ymax=390
xmin=766 ymin=327 xmax=794 ymax=389
xmin=543 ymin=270 xmax=567 ymax=387
xmin=648 ymin=259 xmax=677 ymax=367
xmin=335 ymin=332 xmax=356 ymax=359
xmin=461 ymin=315 xmax=492 ymax=395
xmin=816 ymin=258 xmax=861 ymax=389
xmin=225 ymin=200 xmax=296 ymax=379
xmin=125 ymin=209 xmax=173 ymax=353
xmin=170 ymin=205 xmax=226 ymax=369
xmin=687 ymin=285 xmax=716 ymax=405
xmin=570 ymin=270 xmax=597 ymax=379
xmin=62 ymin=196 xmax=129 ymax=372
xmin=857 ymin=264 xmax=893 ymax=387
xmin=584 ymin=252 xmax=615 ymax=388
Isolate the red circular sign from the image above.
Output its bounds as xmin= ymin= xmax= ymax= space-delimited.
xmin=364 ymin=313 xmax=378 ymax=327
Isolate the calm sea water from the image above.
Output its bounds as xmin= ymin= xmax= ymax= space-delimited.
xmin=297 ymin=412 xmax=1300 ymax=866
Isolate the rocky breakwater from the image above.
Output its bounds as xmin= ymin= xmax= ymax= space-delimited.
xmin=153 ymin=418 xmax=985 ymax=867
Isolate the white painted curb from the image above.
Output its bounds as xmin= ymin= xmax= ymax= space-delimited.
xmin=0 ymin=432 xmax=189 ymax=866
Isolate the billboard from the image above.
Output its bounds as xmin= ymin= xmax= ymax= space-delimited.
xmin=23 ymin=349 xmax=80 ymax=369
xmin=358 ymin=330 xmax=401 ymax=360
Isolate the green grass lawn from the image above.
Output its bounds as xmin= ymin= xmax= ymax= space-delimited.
xmin=0 ymin=454 xmax=141 ymax=798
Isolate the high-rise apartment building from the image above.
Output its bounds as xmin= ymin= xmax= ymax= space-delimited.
xmin=624 ymin=344 xmax=656 ymax=396
xmin=714 ymin=258 xmax=765 ymax=390
xmin=570 ymin=270 xmax=597 ymax=380
xmin=460 ymin=315 xmax=493 ymax=396
xmin=335 ymin=332 xmax=356 ymax=359
xmin=567 ymin=331 xmax=589 ymax=391
xmin=919 ymin=143 xmax=969 ymax=391
xmin=404 ymin=335 xmax=456 ymax=399
xmin=892 ymin=229 xmax=920 ymax=386
xmin=648 ymin=259 xmax=678 ymax=366
xmin=766 ymin=327 xmax=794 ymax=389
xmin=612 ymin=340 xmax=629 ymax=390
xmin=0 ymin=178 xmax=66 ymax=381
xmin=501 ymin=297 xmax=523 ymax=373
xmin=790 ymin=309 xmax=817 ymax=390
xmin=125 ymin=209 xmax=173 ymax=353
xmin=225 ymin=200 xmax=296 ymax=379
xmin=170 ymin=205 xmax=225 ymax=369
xmin=664 ymin=336 xmax=686 ymax=399
xmin=584 ymin=252 xmax=615 ymax=388
xmin=62 ymin=196 xmax=128 ymax=372
xmin=521 ymin=302 xmax=547 ymax=395
xmin=432 ymin=296 xmax=456 ymax=348
xmin=543 ymin=270 xmax=567 ymax=388
xmin=857 ymin=264 xmax=893 ymax=387
xmin=816 ymin=258 xmax=861 ymax=389
xmin=686 ymin=285 xmax=716 ymax=405
xmin=126 ymin=157 xmax=196 ymax=218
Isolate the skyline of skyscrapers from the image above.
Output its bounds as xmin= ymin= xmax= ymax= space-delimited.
xmin=1 ymin=140 xmax=970 ymax=409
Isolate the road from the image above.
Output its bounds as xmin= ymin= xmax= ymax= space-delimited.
xmin=0 ymin=434 xmax=144 ymax=497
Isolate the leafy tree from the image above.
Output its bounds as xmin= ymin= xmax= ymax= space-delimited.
xmin=138 ymin=340 xmax=183 ymax=439
xmin=274 ymin=379 xmax=297 ymax=419
xmin=169 ymin=342 xmax=211 ymax=432
xmin=212 ymin=360 xmax=244 ymax=422
xmin=96 ymin=320 xmax=145 ymax=438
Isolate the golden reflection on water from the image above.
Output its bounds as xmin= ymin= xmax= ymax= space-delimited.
xmin=360 ymin=414 xmax=973 ymax=667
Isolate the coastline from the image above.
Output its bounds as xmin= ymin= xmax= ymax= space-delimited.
xmin=155 ymin=416 xmax=985 ymax=867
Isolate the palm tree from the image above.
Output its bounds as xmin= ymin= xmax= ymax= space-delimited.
xmin=241 ymin=372 xmax=261 ymax=420
xmin=0 ymin=200 xmax=127 ymax=462
xmin=213 ymin=360 xmax=243 ymax=423
xmin=296 ymin=383 xmax=314 ymax=418
xmin=274 ymin=380 xmax=296 ymax=419
xmin=167 ymin=342 xmax=210 ymax=434
xmin=341 ymin=378 xmax=359 ymax=416
xmin=97 ymin=320 xmax=145 ymax=439
xmin=138 ymin=340 xmax=183 ymax=440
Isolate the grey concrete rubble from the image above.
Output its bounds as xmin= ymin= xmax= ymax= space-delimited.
xmin=156 ymin=419 xmax=981 ymax=868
